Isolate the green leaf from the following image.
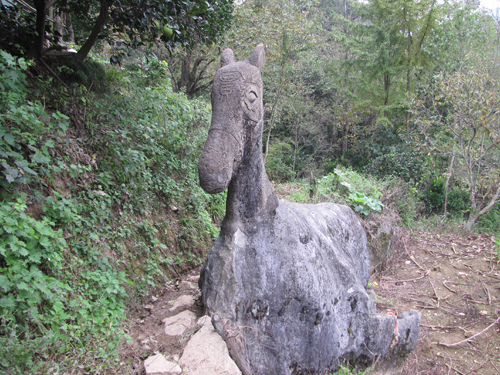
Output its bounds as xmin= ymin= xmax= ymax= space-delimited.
xmin=0 ymin=275 xmax=12 ymax=293
xmin=0 ymin=51 xmax=15 ymax=67
xmin=28 ymin=249 xmax=42 ymax=263
xmin=3 ymin=133 xmax=15 ymax=145
xmin=17 ymin=281 xmax=29 ymax=291
xmin=0 ymin=296 xmax=16 ymax=308
xmin=39 ymin=236 xmax=50 ymax=248
xmin=58 ymin=121 xmax=69 ymax=133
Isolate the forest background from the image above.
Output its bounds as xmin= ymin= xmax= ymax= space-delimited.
xmin=0 ymin=0 xmax=499 ymax=373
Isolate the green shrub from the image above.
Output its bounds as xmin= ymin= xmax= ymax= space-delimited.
xmin=0 ymin=193 xmax=131 ymax=374
xmin=266 ymin=142 xmax=295 ymax=182
xmin=365 ymin=151 xmax=424 ymax=183
xmin=0 ymin=51 xmax=70 ymax=188
xmin=421 ymin=177 xmax=470 ymax=217
xmin=476 ymin=204 xmax=500 ymax=235
xmin=0 ymin=195 xmax=69 ymax=328
xmin=317 ymin=167 xmax=384 ymax=216
xmin=278 ymin=166 xmax=420 ymax=225
xmin=447 ymin=186 xmax=470 ymax=218
xmin=422 ymin=177 xmax=445 ymax=213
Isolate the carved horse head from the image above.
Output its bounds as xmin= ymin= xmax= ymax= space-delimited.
xmin=198 ymin=45 xmax=266 ymax=194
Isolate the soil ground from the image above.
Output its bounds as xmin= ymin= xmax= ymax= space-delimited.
xmin=118 ymin=229 xmax=500 ymax=375
xmin=373 ymin=230 xmax=500 ymax=375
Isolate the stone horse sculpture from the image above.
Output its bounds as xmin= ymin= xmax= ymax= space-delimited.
xmin=198 ymin=44 xmax=421 ymax=375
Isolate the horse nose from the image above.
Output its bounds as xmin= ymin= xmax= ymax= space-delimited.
xmin=217 ymin=169 xmax=228 ymax=184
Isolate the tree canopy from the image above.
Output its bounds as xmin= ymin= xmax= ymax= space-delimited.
xmin=0 ymin=0 xmax=234 ymax=60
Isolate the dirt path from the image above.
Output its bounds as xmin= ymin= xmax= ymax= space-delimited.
xmin=118 ymin=271 xmax=205 ymax=374
xmin=117 ymin=230 xmax=500 ymax=375
xmin=375 ymin=230 xmax=500 ymax=375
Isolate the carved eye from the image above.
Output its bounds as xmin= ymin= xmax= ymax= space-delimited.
xmin=247 ymin=91 xmax=258 ymax=103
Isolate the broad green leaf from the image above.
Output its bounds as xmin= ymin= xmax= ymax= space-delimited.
xmin=39 ymin=236 xmax=50 ymax=248
xmin=0 ymin=296 xmax=16 ymax=308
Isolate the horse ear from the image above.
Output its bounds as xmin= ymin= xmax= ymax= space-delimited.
xmin=247 ymin=44 xmax=265 ymax=70
xmin=221 ymin=49 xmax=235 ymax=67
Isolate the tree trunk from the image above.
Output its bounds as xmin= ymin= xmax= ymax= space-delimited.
xmin=263 ymin=87 xmax=282 ymax=164
xmin=178 ymin=53 xmax=192 ymax=92
xmin=443 ymin=154 xmax=455 ymax=219
xmin=63 ymin=10 xmax=75 ymax=43
xmin=384 ymin=72 xmax=390 ymax=106
xmin=28 ymin=0 xmax=47 ymax=59
xmin=293 ymin=123 xmax=298 ymax=173
xmin=465 ymin=185 xmax=500 ymax=231
xmin=76 ymin=0 xmax=111 ymax=61
xmin=342 ymin=121 xmax=348 ymax=155
xmin=309 ymin=171 xmax=316 ymax=199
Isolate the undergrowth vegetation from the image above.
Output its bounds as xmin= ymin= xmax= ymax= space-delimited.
xmin=0 ymin=50 xmax=223 ymax=374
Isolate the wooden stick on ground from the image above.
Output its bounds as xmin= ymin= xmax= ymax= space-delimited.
xmin=437 ymin=316 xmax=500 ymax=348
xmin=443 ymin=280 xmax=457 ymax=293
xmin=489 ymin=358 xmax=500 ymax=374
xmin=481 ymin=280 xmax=491 ymax=305
xmin=429 ymin=278 xmax=440 ymax=307
xmin=403 ymin=237 xmax=428 ymax=272
xmin=421 ymin=324 xmax=463 ymax=330
xmin=445 ymin=364 xmax=466 ymax=375
xmin=382 ymin=271 xmax=430 ymax=284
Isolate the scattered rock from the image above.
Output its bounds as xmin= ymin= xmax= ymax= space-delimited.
xmin=179 ymin=315 xmax=241 ymax=375
xmin=144 ymin=353 xmax=182 ymax=375
xmin=163 ymin=310 xmax=196 ymax=336
xmin=169 ymin=295 xmax=195 ymax=312
xmin=178 ymin=281 xmax=195 ymax=290
xmin=187 ymin=275 xmax=200 ymax=283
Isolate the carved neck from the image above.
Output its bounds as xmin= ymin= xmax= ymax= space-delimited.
xmin=224 ymin=136 xmax=278 ymax=226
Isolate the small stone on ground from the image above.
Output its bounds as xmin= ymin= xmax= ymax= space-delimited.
xmin=178 ymin=280 xmax=195 ymax=290
xmin=179 ymin=315 xmax=242 ymax=375
xmin=163 ymin=310 xmax=197 ymax=336
xmin=169 ymin=294 xmax=196 ymax=312
xmin=144 ymin=353 xmax=182 ymax=374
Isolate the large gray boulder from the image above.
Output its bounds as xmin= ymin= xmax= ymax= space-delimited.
xmin=198 ymin=44 xmax=421 ymax=374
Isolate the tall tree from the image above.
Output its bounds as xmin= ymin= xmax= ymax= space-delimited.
xmin=354 ymin=0 xmax=438 ymax=111
xmin=412 ymin=69 xmax=500 ymax=230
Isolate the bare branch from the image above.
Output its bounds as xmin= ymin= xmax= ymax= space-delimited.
xmin=437 ymin=316 xmax=500 ymax=348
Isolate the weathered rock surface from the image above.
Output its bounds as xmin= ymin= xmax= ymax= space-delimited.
xmin=367 ymin=219 xmax=397 ymax=270
xmin=163 ymin=310 xmax=196 ymax=336
xmin=169 ymin=294 xmax=195 ymax=312
xmin=144 ymin=353 xmax=182 ymax=375
xmin=179 ymin=316 xmax=242 ymax=375
xmin=201 ymin=201 xmax=421 ymax=374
